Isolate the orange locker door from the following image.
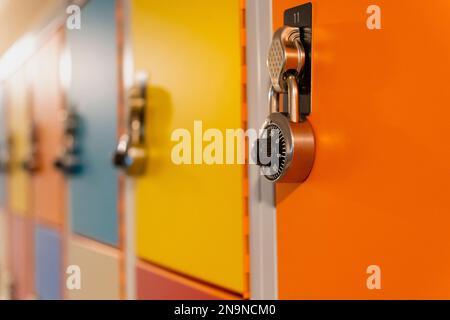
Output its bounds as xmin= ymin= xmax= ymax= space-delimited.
xmin=29 ymin=29 xmax=66 ymax=227
xmin=0 ymin=210 xmax=7 ymax=299
xmin=10 ymin=215 xmax=34 ymax=299
xmin=0 ymin=86 xmax=6 ymax=208
xmin=274 ymin=0 xmax=450 ymax=299
xmin=29 ymin=29 xmax=66 ymax=301
xmin=0 ymin=87 xmax=7 ymax=298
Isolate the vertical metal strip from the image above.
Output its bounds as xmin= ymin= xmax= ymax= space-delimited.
xmin=115 ymin=0 xmax=126 ymax=300
xmin=122 ymin=0 xmax=136 ymax=300
xmin=59 ymin=20 xmax=70 ymax=302
xmin=246 ymin=0 xmax=278 ymax=300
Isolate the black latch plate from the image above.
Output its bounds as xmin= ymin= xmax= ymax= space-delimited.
xmin=284 ymin=3 xmax=312 ymax=117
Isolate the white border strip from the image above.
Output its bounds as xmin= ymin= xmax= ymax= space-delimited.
xmin=246 ymin=0 xmax=278 ymax=300
xmin=122 ymin=0 xmax=136 ymax=300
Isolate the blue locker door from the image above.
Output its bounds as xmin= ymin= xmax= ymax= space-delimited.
xmin=35 ymin=224 xmax=61 ymax=300
xmin=67 ymin=0 xmax=119 ymax=246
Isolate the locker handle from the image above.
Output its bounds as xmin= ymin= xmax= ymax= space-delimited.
xmin=53 ymin=108 xmax=82 ymax=175
xmin=0 ymin=135 xmax=12 ymax=173
xmin=112 ymin=71 xmax=148 ymax=176
xmin=21 ymin=124 xmax=40 ymax=173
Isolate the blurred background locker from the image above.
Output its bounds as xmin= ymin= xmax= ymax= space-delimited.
xmin=64 ymin=0 xmax=122 ymax=300
xmin=0 ymin=0 xmax=252 ymax=300
xmin=29 ymin=27 xmax=65 ymax=300
xmin=129 ymin=0 xmax=248 ymax=299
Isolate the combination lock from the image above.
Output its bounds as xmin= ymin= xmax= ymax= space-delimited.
xmin=112 ymin=72 xmax=148 ymax=176
xmin=257 ymin=26 xmax=315 ymax=183
xmin=53 ymin=108 xmax=82 ymax=175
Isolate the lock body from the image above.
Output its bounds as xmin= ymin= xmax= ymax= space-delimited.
xmin=113 ymin=135 xmax=147 ymax=176
xmin=258 ymin=23 xmax=315 ymax=183
xmin=260 ymin=113 xmax=315 ymax=183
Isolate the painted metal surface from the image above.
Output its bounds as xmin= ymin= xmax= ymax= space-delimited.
xmin=10 ymin=214 xmax=34 ymax=299
xmin=131 ymin=0 xmax=245 ymax=294
xmin=136 ymin=260 xmax=238 ymax=300
xmin=0 ymin=86 xmax=6 ymax=207
xmin=0 ymin=209 xmax=5 ymax=265
xmin=274 ymin=0 xmax=450 ymax=299
xmin=66 ymin=237 xmax=120 ymax=300
xmin=35 ymin=224 xmax=61 ymax=300
xmin=67 ymin=0 xmax=119 ymax=246
xmin=122 ymin=0 xmax=137 ymax=300
xmin=0 ymin=209 xmax=8 ymax=299
xmin=30 ymin=29 xmax=66 ymax=226
xmin=7 ymin=68 xmax=30 ymax=216
xmin=0 ymin=91 xmax=6 ymax=291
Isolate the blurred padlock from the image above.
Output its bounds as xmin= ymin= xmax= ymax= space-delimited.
xmin=0 ymin=135 xmax=12 ymax=173
xmin=21 ymin=124 xmax=40 ymax=173
xmin=112 ymin=72 xmax=148 ymax=176
xmin=53 ymin=108 xmax=82 ymax=175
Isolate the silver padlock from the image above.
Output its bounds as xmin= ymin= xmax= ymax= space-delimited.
xmin=258 ymin=26 xmax=315 ymax=183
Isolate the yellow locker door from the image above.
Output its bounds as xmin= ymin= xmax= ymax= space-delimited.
xmin=7 ymin=68 xmax=30 ymax=216
xmin=131 ymin=0 xmax=246 ymax=294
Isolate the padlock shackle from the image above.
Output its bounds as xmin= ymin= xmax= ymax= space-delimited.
xmin=268 ymin=75 xmax=299 ymax=123
xmin=269 ymin=86 xmax=279 ymax=113
xmin=286 ymin=74 xmax=299 ymax=123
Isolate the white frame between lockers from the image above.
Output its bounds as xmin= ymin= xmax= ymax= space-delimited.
xmin=246 ymin=0 xmax=278 ymax=300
